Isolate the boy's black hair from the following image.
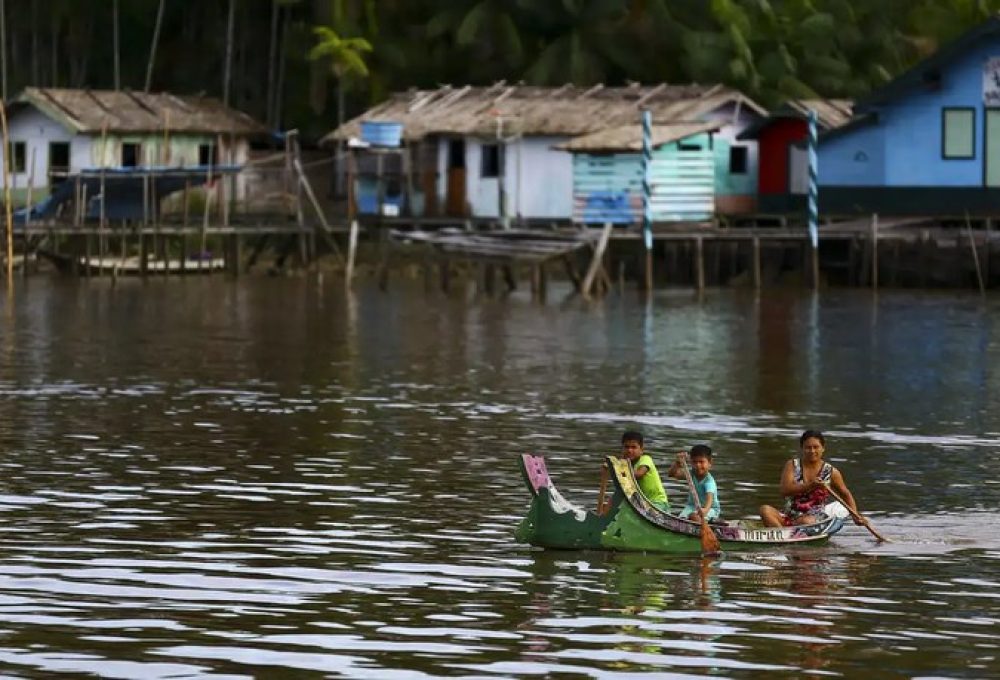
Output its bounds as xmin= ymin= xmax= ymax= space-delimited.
xmin=689 ymin=444 xmax=713 ymax=460
xmin=800 ymin=430 xmax=825 ymax=447
xmin=621 ymin=430 xmax=644 ymax=446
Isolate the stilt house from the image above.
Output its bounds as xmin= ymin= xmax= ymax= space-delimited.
xmin=736 ymin=99 xmax=853 ymax=213
xmin=323 ymin=83 xmax=766 ymax=222
xmin=559 ymin=122 xmax=720 ymax=224
xmin=813 ymin=16 xmax=1000 ymax=214
xmin=1 ymin=87 xmax=267 ymax=208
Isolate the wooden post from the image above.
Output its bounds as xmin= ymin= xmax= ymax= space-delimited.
xmin=694 ymin=236 xmax=705 ymax=292
xmin=23 ymin=148 xmax=36 ymax=279
xmin=752 ymin=235 xmax=761 ymax=289
xmin=294 ymin=157 xmax=344 ymax=263
xmin=870 ymin=213 xmax=878 ymax=290
xmin=231 ymin=234 xmax=242 ymax=277
xmin=139 ymin=231 xmax=148 ymax=277
xmin=618 ymin=259 xmax=625 ymax=295
xmin=345 ymin=219 xmax=359 ymax=283
xmin=440 ymin=260 xmax=451 ymax=294
xmin=920 ymin=229 xmax=931 ymax=287
xmin=644 ymin=249 xmax=653 ymax=291
xmin=810 ymin=239 xmax=819 ymax=290
xmin=986 ymin=217 xmax=993 ymax=288
xmin=581 ymin=222 xmax=613 ymax=298
xmin=200 ymin=162 xmax=212 ymax=273
xmin=965 ymin=212 xmax=986 ymax=295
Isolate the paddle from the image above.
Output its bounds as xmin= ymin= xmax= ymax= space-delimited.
xmin=824 ymin=483 xmax=889 ymax=543
xmin=680 ymin=456 xmax=721 ymax=553
xmin=596 ymin=462 xmax=609 ymax=516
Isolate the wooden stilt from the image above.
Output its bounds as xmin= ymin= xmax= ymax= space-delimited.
xmin=618 ymin=260 xmax=625 ymax=294
xmin=502 ymin=265 xmax=516 ymax=292
xmin=440 ymin=260 xmax=451 ymax=294
xmin=84 ymin=233 xmax=92 ymax=278
xmin=345 ymin=219 xmax=359 ymax=284
xmin=562 ymin=254 xmax=582 ymax=291
xmin=694 ymin=236 xmax=705 ymax=293
xmin=870 ymin=213 xmax=878 ymax=290
xmin=139 ymin=231 xmax=148 ymax=278
xmin=752 ymin=236 xmax=761 ymax=289
xmin=965 ymin=212 xmax=986 ymax=295
xmin=582 ymin=222 xmax=613 ymax=298
xmin=986 ymin=218 xmax=993 ymax=287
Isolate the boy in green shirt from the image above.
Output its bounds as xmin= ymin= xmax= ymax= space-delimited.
xmin=620 ymin=430 xmax=669 ymax=511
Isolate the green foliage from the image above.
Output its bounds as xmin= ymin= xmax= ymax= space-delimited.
xmin=1 ymin=0 xmax=997 ymax=135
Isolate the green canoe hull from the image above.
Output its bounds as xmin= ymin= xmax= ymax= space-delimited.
xmin=516 ymin=454 xmax=843 ymax=554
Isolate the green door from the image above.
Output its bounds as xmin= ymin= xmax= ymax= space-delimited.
xmin=986 ymin=109 xmax=1000 ymax=186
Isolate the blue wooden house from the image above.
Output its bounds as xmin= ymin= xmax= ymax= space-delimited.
xmin=818 ymin=16 xmax=1000 ymax=214
xmin=559 ymin=122 xmax=720 ymax=224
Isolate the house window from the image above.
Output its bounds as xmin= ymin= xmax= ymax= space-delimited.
xmin=678 ymin=142 xmax=702 ymax=151
xmin=481 ymin=143 xmax=502 ymax=178
xmin=7 ymin=141 xmax=26 ymax=173
xmin=49 ymin=142 xmax=70 ymax=174
xmin=729 ymin=145 xmax=748 ymax=174
xmin=198 ymin=144 xmax=218 ymax=167
xmin=942 ymin=108 xmax=974 ymax=159
xmin=121 ymin=142 xmax=142 ymax=168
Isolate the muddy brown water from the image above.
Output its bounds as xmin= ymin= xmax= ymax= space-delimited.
xmin=0 ymin=276 xmax=998 ymax=678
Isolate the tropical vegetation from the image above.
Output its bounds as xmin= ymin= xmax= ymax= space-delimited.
xmin=0 ymin=0 xmax=998 ymax=140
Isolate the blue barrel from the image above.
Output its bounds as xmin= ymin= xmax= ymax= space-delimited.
xmin=360 ymin=121 xmax=403 ymax=147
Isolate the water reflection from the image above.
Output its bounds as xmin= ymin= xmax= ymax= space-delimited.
xmin=0 ymin=277 xmax=999 ymax=676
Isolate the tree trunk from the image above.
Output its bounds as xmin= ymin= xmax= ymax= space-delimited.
xmin=50 ymin=10 xmax=57 ymax=86
xmin=273 ymin=6 xmax=289 ymax=130
xmin=223 ymin=0 xmax=235 ymax=106
xmin=145 ymin=0 xmax=166 ymax=92
xmin=113 ymin=0 xmax=120 ymax=89
xmin=1 ymin=0 xmax=8 ymax=100
xmin=31 ymin=0 xmax=39 ymax=86
xmin=265 ymin=0 xmax=279 ymax=127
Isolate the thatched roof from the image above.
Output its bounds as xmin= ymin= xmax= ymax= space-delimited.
xmin=12 ymin=87 xmax=267 ymax=136
xmin=557 ymin=121 xmax=721 ymax=152
xmin=322 ymin=82 xmax=766 ymax=145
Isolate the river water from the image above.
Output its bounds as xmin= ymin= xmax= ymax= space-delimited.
xmin=0 ymin=276 xmax=998 ymax=678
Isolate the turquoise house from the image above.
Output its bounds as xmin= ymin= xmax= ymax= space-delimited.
xmin=818 ymin=16 xmax=1000 ymax=214
xmin=560 ymin=122 xmax=719 ymax=223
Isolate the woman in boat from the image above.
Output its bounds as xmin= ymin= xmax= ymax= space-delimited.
xmin=759 ymin=430 xmax=864 ymax=527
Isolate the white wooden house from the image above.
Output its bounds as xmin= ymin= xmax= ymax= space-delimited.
xmin=322 ymin=83 xmax=767 ymax=222
xmin=1 ymin=87 xmax=266 ymax=205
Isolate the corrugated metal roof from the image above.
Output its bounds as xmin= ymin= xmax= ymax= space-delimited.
xmin=13 ymin=87 xmax=267 ymax=136
xmin=322 ymin=83 xmax=765 ymax=144
xmin=557 ymin=121 xmax=721 ymax=152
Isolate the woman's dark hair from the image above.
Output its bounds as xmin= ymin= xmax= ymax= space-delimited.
xmin=621 ymin=430 xmax=644 ymax=446
xmin=800 ymin=430 xmax=825 ymax=447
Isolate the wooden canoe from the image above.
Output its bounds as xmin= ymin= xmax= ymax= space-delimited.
xmin=515 ymin=454 xmax=845 ymax=553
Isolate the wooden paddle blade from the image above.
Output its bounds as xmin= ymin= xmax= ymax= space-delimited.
xmin=700 ymin=518 xmax=721 ymax=553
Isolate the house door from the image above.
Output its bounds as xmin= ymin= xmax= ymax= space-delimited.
xmin=986 ymin=109 xmax=1000 ymax=186
xmin=445 ymin=139 xmax=467 ymax=216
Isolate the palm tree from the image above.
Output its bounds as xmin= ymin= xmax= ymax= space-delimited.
xmin=308 ymin=25 xmax=372 ymax=126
